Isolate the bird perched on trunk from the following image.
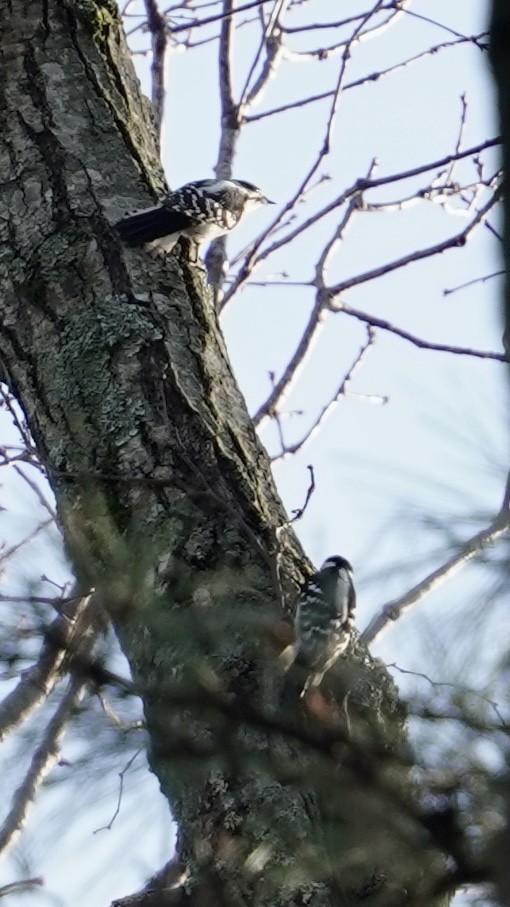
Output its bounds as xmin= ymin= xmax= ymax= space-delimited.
xmin=115 ymin=178 xmax=274 ymax=255
xmin=280 ymin=555 xmax=356 ymax=696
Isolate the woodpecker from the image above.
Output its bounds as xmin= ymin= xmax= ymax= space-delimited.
xmin=115 ymin=178 xmax=274 ymax=254
xmin=281 ymin=556 xmax=356 ymax=694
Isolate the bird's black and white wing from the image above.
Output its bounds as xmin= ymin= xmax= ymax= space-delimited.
xmin=115 ymin=179 xmax=273 ymax=253
xmin=282 ymin=555 xmax=356 ymax=694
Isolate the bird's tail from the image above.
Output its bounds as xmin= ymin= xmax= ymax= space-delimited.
xmin=115 ymin=205 xmax=178 ymax=247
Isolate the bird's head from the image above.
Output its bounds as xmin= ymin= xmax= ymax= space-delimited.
xmin=320 ymin=555 xmax=353 ymax=575
xmin=233 ymin=179 xmax=275 ymax=208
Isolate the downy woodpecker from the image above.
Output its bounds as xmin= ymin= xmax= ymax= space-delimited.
xmin=115 ymin=178 xmax=273 ymax=254
xmin=281 ymin=555 xmax=356 ymax=695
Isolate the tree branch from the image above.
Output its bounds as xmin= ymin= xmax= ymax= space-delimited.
xmin=144 ymin=0 xmax=167 ymax=145
xmin=0 ymin=675 xmax=88 ymax=859
xmin=361 ymin=470 xmax=510 ymax=645
xmin=333 ymin=302 xmax=507 ymax=362
xmin=0 ymin=594 xmax=95 ymax=742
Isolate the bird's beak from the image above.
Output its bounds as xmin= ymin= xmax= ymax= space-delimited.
xmin=263 ymin=196 xmax=276 ymax=205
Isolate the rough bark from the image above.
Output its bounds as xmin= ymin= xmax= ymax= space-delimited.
xmin=0 ymin=3 xmax=445 ymax=906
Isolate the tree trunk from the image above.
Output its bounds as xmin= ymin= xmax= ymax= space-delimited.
xmin=0 ymin=3 xmax=445 ymax=905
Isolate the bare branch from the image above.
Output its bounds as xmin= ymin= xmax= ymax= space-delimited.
xmin=281 ymin=4 xmax=402 ymax=35
xmin=245 ymin=35 xmax=489 ymax=124
xmin=222 ymin=4 xmax=380 ymax=308
xmin=207 ymin=0 xmax=240 ymax=296
xmin=444 ymin=92 xmax=469 ymax=186
xmin=0 ymin=593 xmax=72 ymax=605
xmin=0 ymin=877 xmax=44 ymax=898
xmin=361 ymin=470 xmax=510 ymax=645
xmin=281 ymin=1 xmax=407 ymax=62
xmin=0 ymin=386 xmax=35 ymax=458
xmin=217 ymin=0 xmax=236 ymax=153
xmin=221 ymin=139 xmax=501 ymax=308
xmin=239 ymin=0 xmax=289 ymax=112
xmin=170 ymin=0 xmax=274 ymax=34
xmin=251 ymin=168 xmax=502 ymax=438
xmin=144 ymin=0 xmax=167 ymax=144
xmin=252 ymin=293 xmax=324 ymax=428
xmin=0 ymin=594 xmax=93 ymax=742
xmin=12 ymin=464 xmax=57 ymax=520
xmin=355 ymin=138 xmax=501 ymax=190
xmin=401 ymin=8 xmax=488 ymax=48
xmin=0 ymin=675 xmax=88 ymax=859
xmin=327 ymin=188 xmax=502 ymax=297
xmin=0 ymin=518 xmax=54 ymax=566
xmin=332 ymin=302 xmax=507 ymax=362
xmin=252 ymin=188 xmax=367 ymax=428
xmin=288 ymin=464 xmax=315 ymax=523
xmin=93 ymin=749 xmax=143 ymax=833
xmin=270 ymin=326 xmax=383 ymax=461
xmin=443 ymin=269 xmax=505 ymax=296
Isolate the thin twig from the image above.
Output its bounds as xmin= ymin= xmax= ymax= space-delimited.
xmin=170 ymin=0 xmax=274 ymax=34
xmin=0 ymin=518 xmax=54 ymax=566
xmin=282 ymin=1 xmax=406 ymax=63
xmin=252 ymin=185 xmax=369 ymax=429
xmin=220 ymin=139 xmax=501 ymax=308
xmin=326 ymin=189 xmax=501 ymax=297
xmin=245 ymin=35 xmax=488 ymax=123
xmin=444 ymin=92 xmax=468 ymax=186
xmin=0 ymin=877 xmax=44 ymax=897
xmin=221 ymin=0 xmax=372 ymax=309
xmin=401 ymin=8 xmax=487 ymax=47
xmin=443 ymin=269 xmax=505 ymax=296
xmin=332 ymin=302 xmax=507 ymax=362
xmin=12 ymin=464 xmax=57 ymax=521
xmin=252 ymin=293 xmax=325 ymax=428
xmin=270 ymin=327 xmax=383 ymax=460
xmin=144 ymin=0 xmax=167 ymax=145
xmin=93 ymin=749 xmax=143 ymax=833
xmin=0 ymin=387 xmax=34 ymax=455
xmin=288 ymin=465 xmax=315 ymax=523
